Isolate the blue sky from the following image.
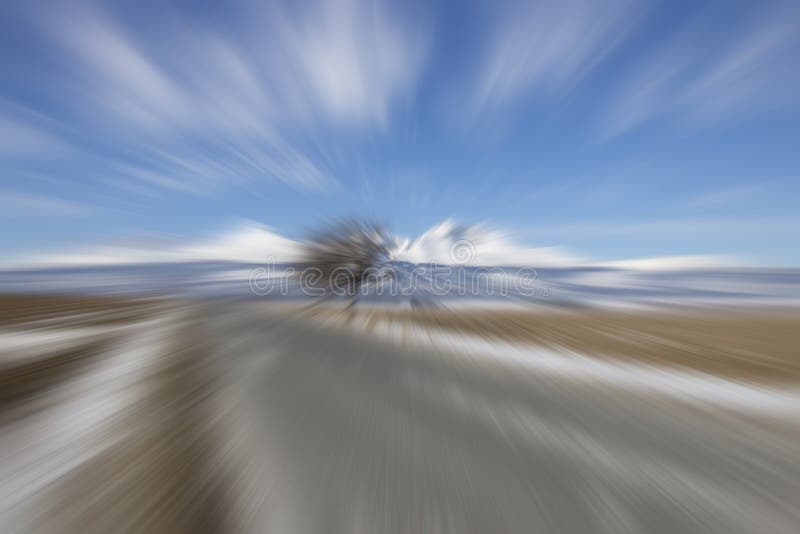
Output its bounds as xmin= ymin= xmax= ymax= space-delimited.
xmin=1 ymin=0 xmax=799 ymax=264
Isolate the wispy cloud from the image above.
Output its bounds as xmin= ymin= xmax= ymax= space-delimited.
xmin=6 ymin=0 xmax=428 ymax=195
xmin=468 ymin=0 xmax=643 ymax=116
xmin=54 ymin=0 xmax=426 ymax=131
xmin=0 ymin=190 xmax=95 ymax=217
xmin=601 ymin=5 xmax=800 ymax=138
xmin=0 ymin=107 xmax=71 ymax=158
xmin=267 ymin=0 xmax=428 ymax=126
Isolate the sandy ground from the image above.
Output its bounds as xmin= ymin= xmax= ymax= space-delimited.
xmin=1 ymin=295 xmax=799 ymax=533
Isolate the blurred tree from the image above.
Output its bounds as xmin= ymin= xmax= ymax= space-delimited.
xmin=301 ymin=220 xmax=395 ymax=304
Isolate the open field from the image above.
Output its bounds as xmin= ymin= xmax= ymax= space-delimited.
xmin=1 ymin=295 xmax=799 ymax=533
xmin=299 ymin=306 xmax=800 ymax=385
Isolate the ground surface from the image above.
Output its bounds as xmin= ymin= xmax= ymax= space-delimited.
xmin=1 ymin=296 xmax=799 ymax=533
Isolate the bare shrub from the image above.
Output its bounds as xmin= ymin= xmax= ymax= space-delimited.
xmin=301 ymin=220 xmax=395 ymax=299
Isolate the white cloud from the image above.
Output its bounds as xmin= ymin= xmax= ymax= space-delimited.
xmin=9 ymin=222 xmax=301 ymax=267
xmin=599 ymin=255 xmax=737 ymax=270
xmin=275 ymin=0 xmax=427 ymax=126
xmin=47 ymin=5 xmax=332 ymax=193
xmin=393 ymin=219 xmax=582 ymax=267
xmin=57 ymin=3 xmax=389 ymax=132
xmin=58 ymin=12 xmax=186 ymax=131
xmin=181 ymin=224 xmax=302 ymax=264
xmin=27 ymin=0 xmax=427 ymax=195
xmin=392 ymin=220 xmax=737 ymax=270
xmin=601 ymin=6 xmax=800 ymax=138
xmin=4 ymin=218 xmax=756 ymax=272
xmin=469 ymin=0 xmax=642 ymax=115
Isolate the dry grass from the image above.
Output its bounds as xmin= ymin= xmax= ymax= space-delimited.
xmin=2 ymin=294 xmax=798 ymax=385
xmin=0 ymin=293 xmax=165 ymax=327
xmin=310 ymin=306 xmax=800 ymax=385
